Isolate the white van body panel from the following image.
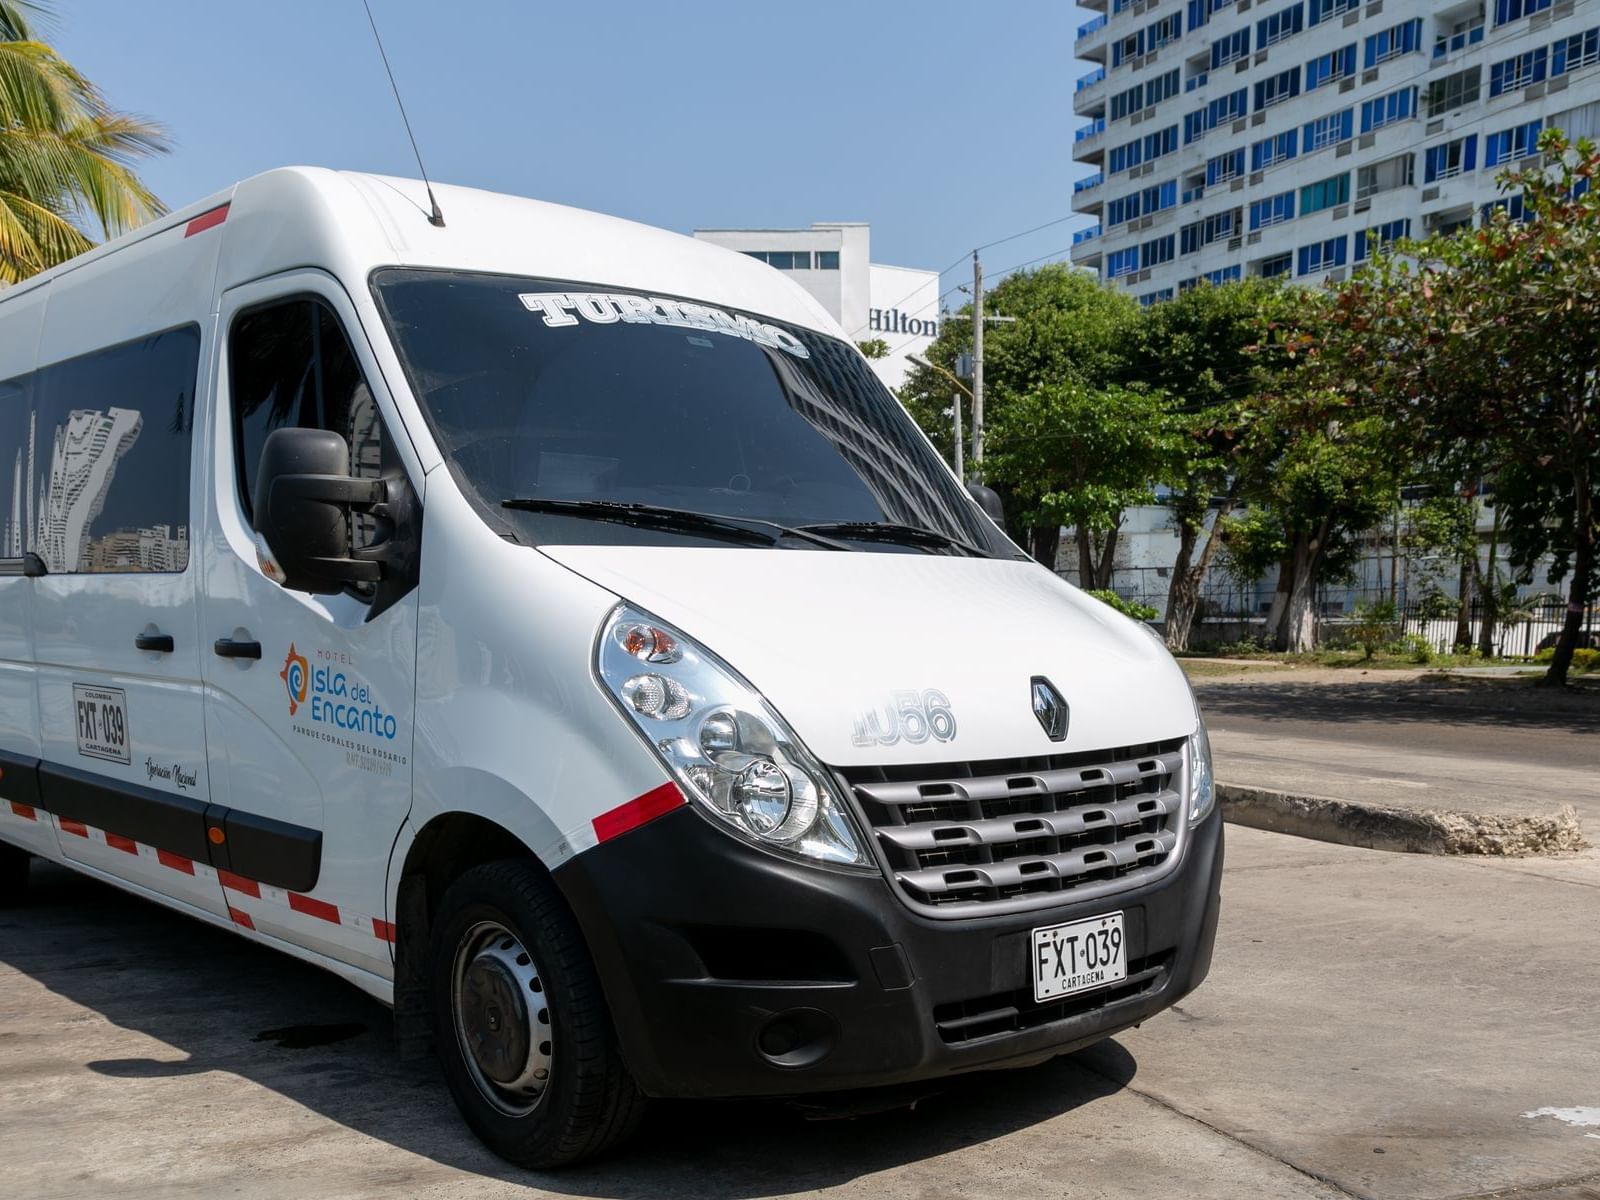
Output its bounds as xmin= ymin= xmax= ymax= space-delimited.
xmin=541 ymin=546 xmax=1195 ymax=766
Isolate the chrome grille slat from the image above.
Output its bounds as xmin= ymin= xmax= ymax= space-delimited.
xmin=843 ymin=738 xmax=1188 ymax=918
xmin=874 ymin=790 xmax=1176 ymax=852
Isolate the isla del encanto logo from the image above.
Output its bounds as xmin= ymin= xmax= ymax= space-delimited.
xmin=281 ymin=644 xmax=309 ymax=716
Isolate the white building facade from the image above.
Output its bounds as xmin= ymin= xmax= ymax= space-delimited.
xmin=1071 ymin=0 xmax=1600 ymax=301
xmin=692 ymin=223 xmax=939 ymax=390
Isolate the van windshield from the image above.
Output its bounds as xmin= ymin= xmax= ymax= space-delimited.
xmin=371 ymin=269 xmax=1017 ymax=557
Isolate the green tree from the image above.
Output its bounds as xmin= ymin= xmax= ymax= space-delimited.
xmin=856 ymin=338 xmax=889 ymax=359
xmin=1136 ymin=278 xmax=1295 ymax=650
xmin=1 ymin=1 xmax=169 ymax=283
xmin=1318 ymin=129 xmax=1600 ymax=685
xmin=899 ymin=265 xmax=1143 ymax=565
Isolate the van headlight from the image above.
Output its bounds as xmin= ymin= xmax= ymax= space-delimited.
xmin=1187 ymin=717 xmax=1216 ymax=823
xmin=596 ymin=606 xmax=870 ymax=868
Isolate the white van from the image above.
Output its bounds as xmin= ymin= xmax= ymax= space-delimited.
xmin=0 ymin=167 xmax=1221 ymax=1166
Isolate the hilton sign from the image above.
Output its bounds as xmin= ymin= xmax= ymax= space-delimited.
xmin=868 ymin=308 xmax=939 ymax=338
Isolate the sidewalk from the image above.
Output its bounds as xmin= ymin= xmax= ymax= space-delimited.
xmin=1191 ymin=667 xmax=1599 ymax=854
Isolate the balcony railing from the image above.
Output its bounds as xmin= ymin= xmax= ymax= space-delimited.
xmin=1077 ymin=14 xmax=1107 ymax=38
xmin=1072 ymin=224 xmax=1102 ymax=246
xmin=1077 ymin=67 xmax=1107 ymax=92
xmin=1433 ymin=23 xmax=1485 ymax=60
xmin=1074 ymin=172 xmax=1105 ymax=194
xmin=1075 ymin=117 xmax=1107 ymax=143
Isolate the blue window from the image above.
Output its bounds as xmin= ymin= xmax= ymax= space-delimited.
xmin=1211 ymin=0 xmax=1236 ymax=11
xmin=1107 ymin=181 xmax=1178 ymax=225
xmin=1144 ymin=125 xmax=1179 ymax=161
xmin=1107 ymin=247 xmax=1140 ymax=278
xmin=1297 ymin=236 xmax=1347 ymax=276
xmin=1204 ymin=265 xmax=1242 ymax=286
xmin=1212 ymin=28 xmax=1250 ymax=68
xmin=1188 ymin=0 xmax=1209 ymax=32
xmin=1486 ymin=120 xmax=1541 ymax=166
xmin=1494 ymin=0 xmax=1552 ymax=25
xmin=1553 ymin=27 xmax=1600 ymax=75
xmin=1142 ymin=234 xmax=1176 ymax=269
xmin=1490 ymin=48 xmax=1548 ymax=95
xmin=1306 ymin=45 xmax=1356 ymax=89
xmin=1251 ymin=128 xmax=1299 ymax=170
xmin=1188 ymin=88 xmax=1250 ymax=141
xmin=1424 ymin=135 xmax=1477 ymax=182
xmin=1299 ymin=172 xmax=1349 ymax=214
xmin=1109 ymin=137 xmax=1142 ymax=173
xmin=1147 ymin=69 xmax=1182 ymax=107
xmin=1180 ymin=209 xmax=1239 ymax=255
xmin=1481 ymin=194 xmax=1527 ymax=223
xmin=1257 ymin=3 xmax=1304 ymax=47
xmin=1249 ymin=190 xmax=1296 ymax=230
xmin=1111 ymin=83 xmax=1144 ymax=121
xmin=1303 ymin=109 xmax=1353 ymax=152
xmin=1258 ymin=252 xmax=1293 ymax=278
xmin=1255 ymin=68 xmax=1301 ymax=109
xmin=1364 ymin=20 xmax=1422 ymax=68
xmin=1206 ymin=147 xmax=1245 ymax=186
xmin=1354 ymin=219 xmax=1411 ymax=262
xmin=1139 ymin=288 xmax=1176 ymax=306
xmin=1309 ymin=0 xmax=1358 ymax=24
xmin=1360 ymin=86 xmax=1416 ymax=132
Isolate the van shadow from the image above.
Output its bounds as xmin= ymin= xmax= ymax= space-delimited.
xmin=11 ymin=862 xmax=1138 ymax=1197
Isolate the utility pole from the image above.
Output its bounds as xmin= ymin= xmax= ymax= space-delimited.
xmin=971 ymin=250 xmax=984 ymax=480
xmin=952 ymin=392 xmax=964 ymax=480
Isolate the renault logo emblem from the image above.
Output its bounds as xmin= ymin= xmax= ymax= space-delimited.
xmin=1031 ymin=677 xmax=1069 ymax=742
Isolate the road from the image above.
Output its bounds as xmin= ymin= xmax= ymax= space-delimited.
xmin=4 ymin=826 xmax=1600 ymax=1199
xmin=1194 ymin=673 xmax=1600 ymax=827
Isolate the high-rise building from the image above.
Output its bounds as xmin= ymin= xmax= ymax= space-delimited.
xmin=1070 ymin=0 xmax=1600 ymax=301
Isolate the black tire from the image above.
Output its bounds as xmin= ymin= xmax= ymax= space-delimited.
xmin=429 ymin=857 xmax=647 ymax=1168
xmin=0 ymin=840 xmax=29 ymax=907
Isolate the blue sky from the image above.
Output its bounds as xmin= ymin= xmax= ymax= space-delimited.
xmin=55 ymin=1 xmax=1087 ymax=303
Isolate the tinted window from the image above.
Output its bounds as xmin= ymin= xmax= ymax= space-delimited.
xmin=30 ymin=327 xmax=198 ymax=574
xmin=0 ymin=375 xmax=30 ymax=560
xmin=372 ymin=270 xmax=1015 ymax=557
xmin=230 ymin=299 xmax=387 ymax=554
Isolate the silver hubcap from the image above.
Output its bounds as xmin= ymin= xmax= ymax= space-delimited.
xmin=451 ymin=920 xmax=552 ymax=1116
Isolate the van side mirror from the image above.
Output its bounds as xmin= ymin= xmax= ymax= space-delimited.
xmin=253 ymin=427 xmax=384 ymax=594
xmin=965 ymin=481 xmax=1005 ymax=526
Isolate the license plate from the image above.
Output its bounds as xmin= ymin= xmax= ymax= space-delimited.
xmin=1031 ymin=911 xmax=1126 ymax=1003
xmin=73 ymin=683 xmax=130 ymax=765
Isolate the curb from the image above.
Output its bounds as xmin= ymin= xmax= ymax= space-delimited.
xmin=1218 ymin=782 xmax=1588 ymax=856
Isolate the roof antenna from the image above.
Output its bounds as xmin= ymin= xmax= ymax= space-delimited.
xmin=362 ymin=0 xmax=445 ymax=227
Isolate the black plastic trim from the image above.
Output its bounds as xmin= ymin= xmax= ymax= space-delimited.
xmin=20 ymin=755 xmax=321 ymax=892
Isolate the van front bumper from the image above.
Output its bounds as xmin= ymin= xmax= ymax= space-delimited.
xmin=553 ymin=803 xmax=1223 ymax=1100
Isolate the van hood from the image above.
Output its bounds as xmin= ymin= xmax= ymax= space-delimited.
xmin=541 ymin=546 xmax=1198 ymax=767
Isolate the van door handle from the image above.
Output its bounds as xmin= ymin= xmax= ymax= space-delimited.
xmin=213 ymin=637 xmax=262 ymax=660
xmin=135 ymin=633 xmax=175 ymax=653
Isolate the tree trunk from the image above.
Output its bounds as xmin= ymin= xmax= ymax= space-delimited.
xmin=1476 ymin=506 xmax=1502 ymax=659
xmin=1453 ymin=559 xmax=1474 ymax=651
xmin=1076 ymin=526 xmax=1094 ymax=589
xmin=1265 ymin=564 xmax=1292 ymax=650
xmin=1029 ymin=524 xmax=1062 ymax=572
xmin=1275 ymin=528 xmax=1325 ymax=653
xmin=1165 ymin=497 xmax=1237 ymax=653
xmin=1542 ymin=472 xmax=1594 ymax=688
xmin=1093 ymin=520 xmax=1121 ymax=591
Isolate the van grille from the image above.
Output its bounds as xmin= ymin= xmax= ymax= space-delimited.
xmin=841 ymin=738 xmax=1187 ymax=918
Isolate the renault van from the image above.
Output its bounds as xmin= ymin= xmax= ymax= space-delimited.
xmin=0 ymin=167 xmax=1222 ymax=1167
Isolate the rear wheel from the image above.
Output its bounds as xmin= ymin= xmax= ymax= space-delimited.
xmin=429 ymin=858 xmax=646 ymax=1167
xmin=0 ymin=841 xmax=29 ymax=907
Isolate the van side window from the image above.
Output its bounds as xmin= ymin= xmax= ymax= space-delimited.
xmin=24 ymin=327 xmax=199 ymax=574
xmin=0 ymin=376 xmax=29 ymax=562
xmin=230 ymin=299 xmax=387 ymax=558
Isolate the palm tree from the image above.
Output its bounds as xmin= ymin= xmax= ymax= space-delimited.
xmin=0 ymin=0 xmax=169 ymax=284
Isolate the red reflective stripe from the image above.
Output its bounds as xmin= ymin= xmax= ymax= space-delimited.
xmin=288 ymin=892 xmax=340 ymax=924
xmin=228 ymin=907 xmax=255 ymax=931
xmin=104 ymin=832 xmax=138 ymax=855
xmin=591 ymin=782 xmax=685 ymax=844
xmin=218 ymin=870 xmax=261 ymax=898
xmin=372 ymin=918 xmax=396 ymax=943
xmin=156 ymin=849 xmax=194 ymax=875
xmin=59 ymin=819 xmax=88 ymax=838
xmin=183 ymin=203 xmax=229 ymax=237
xmin=9 ymin=802 xmax=36 ymax=820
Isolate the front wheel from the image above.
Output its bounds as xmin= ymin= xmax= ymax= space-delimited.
xmin=429 ymin=858 xmax=646 ymax=1167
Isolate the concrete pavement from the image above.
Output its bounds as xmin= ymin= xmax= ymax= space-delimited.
xmin=4 ymin=826 xmax=1600 ymax=1199
xmin=1194 ymin=671 xmax=1600 ymax=852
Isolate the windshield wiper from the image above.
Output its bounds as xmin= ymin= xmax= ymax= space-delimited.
xmin=500 ymin=499 xmax=854 ymax=551
xmin=794 ymin=521 xmax=990 ymax=557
